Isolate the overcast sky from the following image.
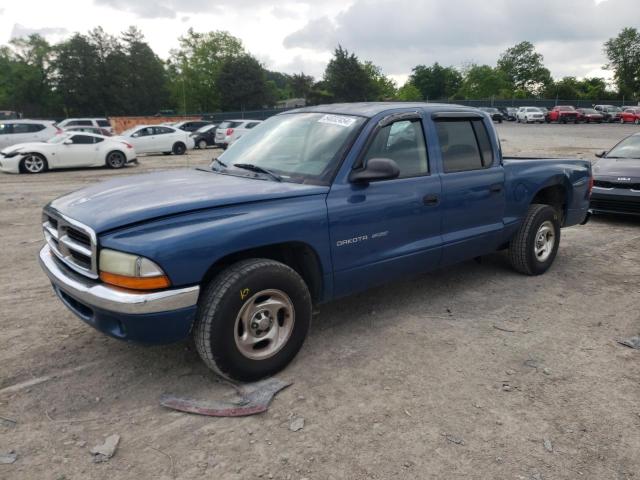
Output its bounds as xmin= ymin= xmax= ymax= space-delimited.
xmin=1 ymin=0 xmax=637 ymax=86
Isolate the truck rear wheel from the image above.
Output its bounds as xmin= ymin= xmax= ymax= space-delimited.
xmin=508 ymin=204 xmax=561 ymax=275
xmin=194 ymin=259 xmax=312 ymax=381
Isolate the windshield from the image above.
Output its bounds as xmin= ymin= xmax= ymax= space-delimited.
xmin=47 ymin=133 xmax=70 ymax=144
xmin=214 ymin=113 xmax=365 ymax=185
xmin=197 ymin=124 xmax=216 ymax=133
xmin=608 ymin=135 xmax=640 ymax=159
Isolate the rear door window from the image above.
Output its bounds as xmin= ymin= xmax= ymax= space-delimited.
xmin=27 ymin=123 xmax=46 ymax=132
xmin=154 ymin=127 xmax=174 ymax=135
xmin=0 ymin=123 xmax=13 ymax=134
xmin=70 ymin=134 xmax=95 ymax=144
xmin=436 ymin=119 xmax=494 ymax=173
xmin=97 ymin=120 xmax=110 ymax=127
xmin=245 ymin=122 xmax=261 ymax=129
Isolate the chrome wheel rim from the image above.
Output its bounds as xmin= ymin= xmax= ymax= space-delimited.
xmin=108 ymin=152 xmax=124 ymax=167
xmin=534 ymin=220 xmax=555 ymax=262
xmin=24 ymin=154 xmax=44 ymax=173
xmin=198 ymin=140 xmax=207 ymax=149
xmin=234 ymin=289 xmax=295 ymax=360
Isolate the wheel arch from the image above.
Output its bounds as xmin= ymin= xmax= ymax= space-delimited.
xmin=530 ymin=182 xmax=569 ymax=224
xmin=105 ymin=149 xmax=126 ymax=163
xmin=200 ymin=241 xmax=324 ymax=304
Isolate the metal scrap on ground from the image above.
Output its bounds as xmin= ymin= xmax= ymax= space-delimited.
xmin=616 ymin=336 xmax=640 ymax=350
xmin=160 ymin=377 xmax=292 ymax=417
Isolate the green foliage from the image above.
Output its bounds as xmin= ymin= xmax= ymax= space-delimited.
xmin=543 ymin=76 xmax=617 ymax=101
xmin=289 ymin=73 xmax=314 ymax=98
xmin=323 ymin=46 xmax=371 ymax=102
xmin=604 ymin=27 xmax=640 ymax=99
xmin=395 ymin=83 xmax=422 ymax=101
xmin=167 ymin=29 xmax=245 ymax=112
xmin=215 ymin=54 xmax=270 ymax=111
xmin=496 ymin=41 xmax=552 ymax=96
xmin=362 ymin=61 xmax=397 ymax=100
xmin=457 ymin=64 xmax=511 ymax=99
xmin=409 ymin=62 xmax=461 ymax=100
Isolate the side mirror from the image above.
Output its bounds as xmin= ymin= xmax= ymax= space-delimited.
xmin=595 ymin=151 xmax=607 ymax=158
xmin=349 ymin=157 xmax=400 ymax=183
xmin=63 ymin=139 xmax=73 ymax=145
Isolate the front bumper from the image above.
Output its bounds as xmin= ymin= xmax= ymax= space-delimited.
xmin=39 ymin=245 xmax=200 ymax=343
xmin=590 ymin=188 xmax=640 ymax=216
xmin=0 ymin=155 xmax=21 ymax=173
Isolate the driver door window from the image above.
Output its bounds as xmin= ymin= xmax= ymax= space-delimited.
xmin=362 ymin=120 xmax=429 ymax=178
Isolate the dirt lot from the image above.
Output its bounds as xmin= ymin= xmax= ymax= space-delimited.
xmin=1 ymin=123 xmax=639 ymax=480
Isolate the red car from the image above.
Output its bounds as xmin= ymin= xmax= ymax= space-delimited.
xmin=620 ymin=107 xmax=640 ymax=124
xmin=576 ymin=108 xmax=604 ymax=123
xmin=545 ymin=106 xmax=579 ymax=124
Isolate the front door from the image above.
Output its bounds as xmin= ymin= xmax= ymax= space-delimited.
xmin=58 ymin=134 xmax=100 ymax=167
xmin=327 ymin=116 xmax=442 ymax=298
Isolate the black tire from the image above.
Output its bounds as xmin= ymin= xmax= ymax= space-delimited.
xmin=20 ymin=153 xmax=48 ymax=174
xmin=197 ymin=139 xmax=208 ymax=149
xmin=163 ymin=151 xmax=171 ymax=155
xmin=194 ymin=259 xmax=312 ymax=381
xmin=172 ymin=142 xmax=186 ymax=155
xmin=508 ymin=204 xmax=561 ymax=276
xmin=545 ymin=118 xmax=550 ymax=124
xmin=106 ymin=151 xmax=126 ymax=169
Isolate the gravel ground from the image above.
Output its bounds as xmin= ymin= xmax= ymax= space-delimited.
xmin=1 ymin=123 xmax=639 ymax=480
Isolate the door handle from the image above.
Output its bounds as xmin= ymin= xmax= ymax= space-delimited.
xmin=423 ymin=194 xmax=439 ymax=206
xmin=489 ymin=184 xmax=503 ymax=193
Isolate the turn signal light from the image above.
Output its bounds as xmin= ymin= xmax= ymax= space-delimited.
xmin=100 ymin=271 xmax=171 ymax=291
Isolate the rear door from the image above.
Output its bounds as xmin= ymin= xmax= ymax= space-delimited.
xmin=153 ymin=126 xmax=177 ymax=150
xmin=129 ymin=127 xmax=155 ymax=153
xmin=434 ymin=114 xmax=506 ymax=265
xmin=328 ymin=113 xmax=443 ymax=297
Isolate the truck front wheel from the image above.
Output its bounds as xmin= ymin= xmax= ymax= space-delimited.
xmin=508 ymin=204 xmax=561 ymax=275
xmin=194 ymin=259 xmax=312 ymax=381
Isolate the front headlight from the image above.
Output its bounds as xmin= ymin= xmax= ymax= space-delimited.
xmin=2 ymin=151 xmax=21 ymax=158
xmin=99 ymin=249 xmax=170 ymax=290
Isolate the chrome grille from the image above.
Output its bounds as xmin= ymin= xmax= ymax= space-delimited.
xmin=42 ymin=210 xmax=98 ymax=279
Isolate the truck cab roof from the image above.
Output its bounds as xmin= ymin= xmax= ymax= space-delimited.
xmin=288 ymin=102 xmax=471 ymax=118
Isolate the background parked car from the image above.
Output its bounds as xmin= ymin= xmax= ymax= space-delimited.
xmin=576 ymin=108 xmax=604 ymax=123
xmin=516 ymin=107 xmax=545 ymax=123
xmin=499 ymin=107 xmax=517 ymax=121
xmin=478 ymin=107 xmax=503 ymax=123
xmin=594 ymin=105 xmax=623 ymax=123
xmin=57 ymin=118 xmax=113 ymax=134
xmin=117 ymin=125 xmax=195 ymax=155
xmin=172 ymin=120 xmax=213 ymax=132
xmin=214 ymin=119 xmax=262 ymax=149
xmin=64 ymin=126 xmax=112 ymax=136
xmin=545 ymin=106 xmax=579 ymax=123
xmin=590 ymin=132 xmax=640 ymax=216
xmin=0 ymin=132 xmax=135 ymax=174
xmin=0 ymin=119 xmax=61 ymax=149
xmin=191 ymin=124 xmax=218 ymax=149
xmin=620 ymin=107 xmax=640 ymax=124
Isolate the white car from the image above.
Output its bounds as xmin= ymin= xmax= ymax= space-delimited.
xmin=516 ymin=107 xmax=545 ymax=124
xmin=214 ymin=119 xmax=262 ymax=149
xmin=0 ymin=120 xmax=61 ymax=149
xmin=57 ymin=118 xmax=113 ymax=134
xmin=117 ymin=125 xmax=195 ymax=155
xmin=0 ymin=132 xmax=136 ymax=174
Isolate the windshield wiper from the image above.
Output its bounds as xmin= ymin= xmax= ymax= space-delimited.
xmin=212 ymin=158 xmax=227 ymax=170
xmin=232 ymin=163 xmax=282 ymax=182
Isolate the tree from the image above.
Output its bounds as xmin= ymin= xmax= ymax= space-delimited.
xmin=395 ymin=83 xmax=422 ymax=101
xmin=457 ymin=64 xmax=511 ymax=99
xmin=497 ymin=41 xmax=552 ymax=96
xmin=215 ymin=54 xmax=269 ymax=111
xmin=409 ymin=63 xmax=461 ymax=100
xmin=289 ymin=73 xmax=314 ymax=98
xmin=121 ymin=26 xmax=170 ymax=114
xmin=604 ymin=27 xmax=640 ymax=99
xmin=323 ymin=46 xmax=372 ymax=102
xmin=362 ymin=61 xmax=396 ymax=100
xmin=168 ymin=29 xmax=245 ymax=112
xmin=3 ymin=35 xmax=59 ymax=116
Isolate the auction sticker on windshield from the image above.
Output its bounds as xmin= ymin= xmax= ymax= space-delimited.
xmin=318 ymin=114 xmax=357 ymax=127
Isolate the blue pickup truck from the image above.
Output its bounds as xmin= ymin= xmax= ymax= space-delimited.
xmin=39 ymin=103 xmax=592 ymax=380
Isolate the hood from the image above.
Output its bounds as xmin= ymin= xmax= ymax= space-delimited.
xmin=1 ymin=142 xmax=47 ymax=154
xmin=594 ymin=157 xmax=640 ymax=180
xmin=48 ymin=169 xmax=329 ymax=233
